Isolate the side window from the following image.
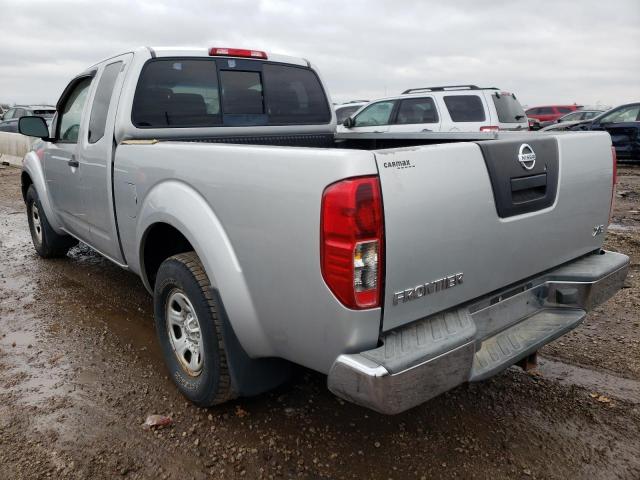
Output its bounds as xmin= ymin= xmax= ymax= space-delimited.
xmin=557 ymin=107 xmax=572 ymax=114
xmin=353 ymin=101 xmax=395 ymax=127
xmin=58 ymin=78 xmax=92 ymax=143
xmin=538 ymin=107 xmax=554 ymax=114
xmin=3 ymin=109 xmax=14 ymax=120
xmin=15 ymin=108 xmax=26 ymax=118
xmin=88 ymin=61 xmax=122 ymax=144
xmin=600 ymin=105 xmax=640 ymax=124
xmin=396 ymin=97 xmax=438 ymax=124
xmin=443 ymin=95 xmax=486 ymax=122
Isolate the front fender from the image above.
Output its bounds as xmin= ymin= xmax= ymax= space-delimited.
xmin=22 ymin=149 xmax=65 ymax=233
xmin=137 ymin=180 xmax=272 ymax=358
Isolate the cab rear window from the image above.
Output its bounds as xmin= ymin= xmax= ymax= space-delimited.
xmin=132 ymin=58 xmax=330 ymax=128
xmin=262 ymin=64 xmax=331 ymax=124
xmin=132 ymin=60 xmax=222 ymax=127
xmin=220 ymin=70 xmax=264 ymax=115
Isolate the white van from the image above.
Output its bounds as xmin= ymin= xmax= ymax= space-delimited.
xmin=337 ymin=85 xmax=528 ymax=133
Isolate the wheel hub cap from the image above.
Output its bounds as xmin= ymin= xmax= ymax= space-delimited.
xmin=166 ymin=290 xmax=203 ymax=376
xmin=31 ymin=203 xmax=42 ymax=244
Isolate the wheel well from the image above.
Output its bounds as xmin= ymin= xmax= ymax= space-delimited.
xmin=142 ymin=223 xmax=194 ymax=289
xmin=21 ymin=172 xmax=33 ymax=202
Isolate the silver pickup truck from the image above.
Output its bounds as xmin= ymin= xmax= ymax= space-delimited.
xmin=18 ymin=47 xmax=629 ymax=414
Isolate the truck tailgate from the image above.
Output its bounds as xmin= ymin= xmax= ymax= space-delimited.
xmin=377 ymin=132 xmax=614 ymax=331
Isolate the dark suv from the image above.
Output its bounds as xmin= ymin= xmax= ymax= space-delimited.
xmin=570 ymin=103 xmax=640 ymax=162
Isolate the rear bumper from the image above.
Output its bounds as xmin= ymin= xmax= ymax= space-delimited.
xmin=327 ymin=250 xmax=629 ymax=414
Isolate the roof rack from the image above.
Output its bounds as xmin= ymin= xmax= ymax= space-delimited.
xmin=401 ymin=85 xmax=498 ymax=94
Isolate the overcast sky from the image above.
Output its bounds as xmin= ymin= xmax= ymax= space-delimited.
xmin=1 ymin=0 xmax=638 ymax=108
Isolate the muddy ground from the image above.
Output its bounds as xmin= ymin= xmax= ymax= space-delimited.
xmin=0 ymin=165 xmax=639 ymax=480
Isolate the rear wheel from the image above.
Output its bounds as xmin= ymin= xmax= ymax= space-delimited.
xmin=154 ymin=252 xmax=235 ymax=406
xmin=26 ymin=185 xmax=77 ymax=258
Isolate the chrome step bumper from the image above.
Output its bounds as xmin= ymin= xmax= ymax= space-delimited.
xmin=327 ymin=250 xmax=629 ymax=414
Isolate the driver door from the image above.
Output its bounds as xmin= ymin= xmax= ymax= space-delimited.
xmin=44 ymin=75 xmax=94 ymax=241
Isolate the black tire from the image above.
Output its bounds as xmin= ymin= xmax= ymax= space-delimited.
xmin=25 ymin=185 xmax=77 ymax=258
xmin=154 ymin=251 xmax=235 ymax=406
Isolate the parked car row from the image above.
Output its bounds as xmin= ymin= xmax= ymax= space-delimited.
xmin=525 ymin=104 xmax=581 ymax=124
xmin=542 ymin=102 xmax=640 ymax=162
xmin=335 ymin=92 xmax=638 ymax=162
xmin=0 ymin=105 xmax=55 ymax=132
xmin=525 ymin=105 xmax=609 ymax=129
xmin=554 ymin=109 xmax=603 ymax=123
xmin=527 ymin=109 xmax=605 ymax=131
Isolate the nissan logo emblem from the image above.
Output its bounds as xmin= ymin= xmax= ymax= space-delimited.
xmin=517 ymin=144 xmax=536 ymax=170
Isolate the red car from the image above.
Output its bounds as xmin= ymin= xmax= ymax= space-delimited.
xmin=525 ymin=104 xmax=581 ymax=123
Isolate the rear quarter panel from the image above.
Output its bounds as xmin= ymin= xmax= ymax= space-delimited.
xmin=113 ymin=142 xmax=381 ymax=373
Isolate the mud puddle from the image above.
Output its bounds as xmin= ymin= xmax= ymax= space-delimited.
xmin=537 ymin=356 xmax=640 ymax=404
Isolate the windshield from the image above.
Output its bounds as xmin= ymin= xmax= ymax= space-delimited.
xmin=599 ymin=105 xmax=640 ymax=124
xmin=492 ymin=93 xmax=526 ymax=123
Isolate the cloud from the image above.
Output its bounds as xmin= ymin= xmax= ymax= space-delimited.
xmin=0 ymin=0 xmax=638 ymax=108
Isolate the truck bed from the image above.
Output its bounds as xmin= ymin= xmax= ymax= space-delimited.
xmin=144 ymin=130 xmax=540 ymax=150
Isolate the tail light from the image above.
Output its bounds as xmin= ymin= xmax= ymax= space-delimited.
xmin=480 ymin=125 xmax=499 ymax=132
xmin=321 ymin=176 xmax=384 ymax=309
xmin=609 ymin=146 xmax=617 ymax=225
xmin=209 ymin=47 xmax=267 ymax=59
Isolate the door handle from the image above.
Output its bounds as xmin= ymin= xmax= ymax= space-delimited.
xmin=68 ymin=156 xmax=79 ymax=168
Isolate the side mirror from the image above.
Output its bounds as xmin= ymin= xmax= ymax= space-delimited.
xmin=343 ymin=117 xmax=355 ymax=128
xmin=19 ymin=116 xmax=52 ymax=140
